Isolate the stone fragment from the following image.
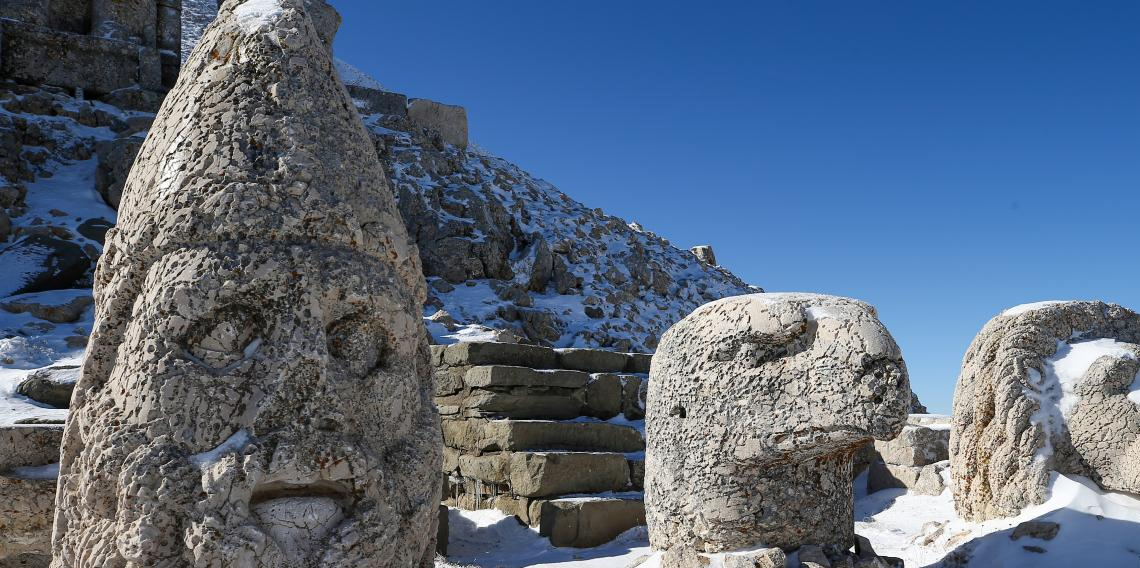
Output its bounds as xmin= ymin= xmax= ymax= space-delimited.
xmin=873 ymin=424 xmax=949 ymax=466
xmin=645 ymin=293 xmax=910 ymax=552
xmin=689 ymin=245 xmax=717 ymax=266
xmin=0 ymin=290 xmax=92 ymax=324
xmin=798 ymin=545 xmax=831 ymax=567
xmin=722 ymin=548 xmax=785 ymax=568
xmin=0 ymin=235 xmax=91 ymax=297
xmin=539 ymin=498 xmax=646 ymax=548
xmin=867 ymin=460 xmax=947 ymax=496
xmin=75 ymin=218 xmax=114 ymax=244
xmin=50 ymin=1 xmax=441 ymax=566
xmin=1010 ymin=520 xmax=1060 ymax=541
xmin=556 ymin=348 xmax=631 ymax=373
xmin=659 ymin=546 xmax=709 ymax=568
xmin=15 ymin=366 xmax=78 ymax=409
xmin=951 ymin=301 xmax=1140 ymax=521
xmin=94 ymin=136 xmax=143 ymax=210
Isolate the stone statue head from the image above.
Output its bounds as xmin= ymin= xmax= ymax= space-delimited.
xmin=645 ymin=293 xmax=910 ymax=552
xmin=951 ymin=301 xmax=1140 ymax=521
xmin=51 ymin=1 xmax=441 ymax=566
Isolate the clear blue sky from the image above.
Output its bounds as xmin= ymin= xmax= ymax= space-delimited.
xmin=332 ymin=1 xmax=1140 ymax=413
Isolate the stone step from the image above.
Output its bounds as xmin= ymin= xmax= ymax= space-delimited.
xmin=538 ymin=496 xmax=646 ymax=548
xmin=434 ymin=342 xmax=558 ymax=369
xmin=457 ymin=390 xmax=584 ymax=420
xmin=443 ymin=418 xmax=644 ymax=453
xmin=452 ymin=451 xmax=633 ymax=498
xmin=554 ymin=348 xmax=632 ymax=373
xmin=464 ymin=365 xmax=590 ymax=389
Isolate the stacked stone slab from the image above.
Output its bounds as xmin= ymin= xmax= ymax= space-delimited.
xmin=866 ymin=414 xmax=951 ymax=496
xmin=345 ymin=84 xmax=469 ymax=149
xmin=433 ymin=341 xmax=651 ymax=548
xmin=0 ymin=0 xmax=181 ymax=94
xmin=0 ymin=424 xmax=64 ymax=567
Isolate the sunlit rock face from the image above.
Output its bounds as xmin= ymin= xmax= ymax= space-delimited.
xmin=50 ymin=1 xmax=441 ymax=566
xmin=951 ymin=301 xmax=1140 ymax=522
xmin=644 ymin=293 xmax=910 ymax=553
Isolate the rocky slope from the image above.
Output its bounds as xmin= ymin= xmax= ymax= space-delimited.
xmin=0 ymin=2 xmax=757 ymax=355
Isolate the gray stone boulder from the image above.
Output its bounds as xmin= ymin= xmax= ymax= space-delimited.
xmin=951 ymin=301 xmax=1140 ymax=521
xmin=0 ymin=289 xmax=92 ymax=324
xmin=874 ymin=423 xmax=949 ymax=467
xmin=0 ymin=235 xmax=91 ymax=297
xmin=94 ymin=135 xmax=144 ymax=210
xmin=645 ymin=293 xmax=910 ymax=553
xmin=689 ymin=245 xmax=716 ymax=266
xmin=16 ymin=366 xmax=79 ymax=409
xmin=407 ymin=98 xmax=468 ymax=149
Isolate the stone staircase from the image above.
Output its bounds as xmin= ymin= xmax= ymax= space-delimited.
xmin=432 ymin=342 xmax=650 ymax=548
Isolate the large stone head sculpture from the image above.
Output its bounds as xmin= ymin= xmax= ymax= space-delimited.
xmin=51 ymin=1 xmax=441 ymax=566
xmin=644 ymin=293 xmax=910 ymax=554
xmin=951 ymin=301 xmax=1140 ymax=522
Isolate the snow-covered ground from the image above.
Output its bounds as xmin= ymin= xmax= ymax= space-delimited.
xmin=440 ymin=471 xmax=1140 ymax=568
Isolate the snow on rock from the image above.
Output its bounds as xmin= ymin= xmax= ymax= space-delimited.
xmin=856 ymin=472 xmax=1140 ymax=567
xmin=189 ymin=430 xmax=253 ymax=468
xmin=232 ymin=0 xmax=285 ymax=32
xmin=335 ymin=59 xmax=386 ymax=91
xmin=1001 ymin=301 xmax=1071 ymax=317
xmin=1047 ymin=339 xmax=1137 ymax=416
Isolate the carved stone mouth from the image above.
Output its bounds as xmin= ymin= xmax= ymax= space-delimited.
xmin=250 ymin=480 xmax=356 ymax=561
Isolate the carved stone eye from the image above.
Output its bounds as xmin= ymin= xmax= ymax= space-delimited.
xmin=183 ymin=309 xmax=261 ymax=371
xmin=326 ymin=315 xmax=388 ymax=377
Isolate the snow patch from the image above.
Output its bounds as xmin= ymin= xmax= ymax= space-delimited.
xmin=189 ymin=430 xmax=253 ymax=468
xmin=1002 ymin=301 xmax=1070 ymax=317
xmin=1047 ymin=339 xmax=1136 ymax=416
xmin=6 ymin=462 xmax=60 ymax=480
xmin=232 ymin=0 xmax=284 ymax=32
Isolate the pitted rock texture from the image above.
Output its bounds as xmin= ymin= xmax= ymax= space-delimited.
xmin=644 ymin=293 xmax=910 ymax=553
xmin=50 ymin=1 xmax=441 ymax=567
xmin=950 ymin=301 xmax=1140 ymax=522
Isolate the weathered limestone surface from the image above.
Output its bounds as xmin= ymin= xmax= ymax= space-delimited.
xmin=645 ymin=293 xmax=910 ymax=553
xmin=951 ymin=301 xmax=1140 ymax=521
xmin=51 ymin=1 xmax=440 ymax=566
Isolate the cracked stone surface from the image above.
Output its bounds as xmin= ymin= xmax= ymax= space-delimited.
xmin=50 ymin=1 xmax=441 ymax=566
xmin=950 ymin=301 xmax=1140 ymax=522
xmin=644 ymin=293 xmax=910 ymax=553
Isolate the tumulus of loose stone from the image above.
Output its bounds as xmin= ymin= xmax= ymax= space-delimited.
xmin=50 ymin=0 xmax=441 ymax=566
xmin=644 ymin=293 xmax=910 ymax=555
xmin=951 ymin=301 xmax=1140 ymax=522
